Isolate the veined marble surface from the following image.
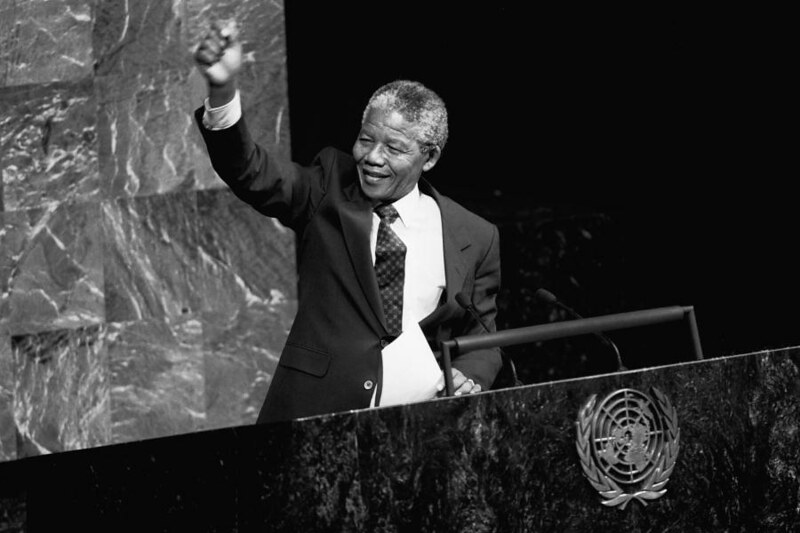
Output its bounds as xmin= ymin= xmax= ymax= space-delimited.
xmin=108 ymin=316 xmax=205 ymax=444
xmin=92 ymin=0 xmax=221 ymax=197
xmin=91 ymin=0 xmax=291 ymax=199
xmin=0 ymin=0 xmax=295 ymax=463
xmin=102 ymin=192 xmax=203 ymax=323
xmin=1 ymin=201 xmax=104 ymax=335
xmin=197 ymin=188 xmax=297 ymax=429
xmin=0 ymin=347 xmax=797 ymax=531
xmin=0 ymin=0 xmax=94 ymax=87
xmin=96 ymin=71 xmax=221 ymax=198
xmin=0 ymin=337 xmax=14 ymax=462
xmin=0 ymin=79 xmax=99 ymax=211
xmin=12 ymin=325 xmax=110 ymax=457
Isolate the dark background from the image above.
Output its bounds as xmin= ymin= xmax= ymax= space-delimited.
xmin=283 ymin=3 xmax=796 ymax=384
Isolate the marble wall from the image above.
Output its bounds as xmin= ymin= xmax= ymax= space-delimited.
xmin=0 ymin=0 xmax=296 ymax=462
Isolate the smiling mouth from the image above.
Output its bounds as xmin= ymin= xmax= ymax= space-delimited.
xmin=362 ymin=169 xmax=390 ymax=179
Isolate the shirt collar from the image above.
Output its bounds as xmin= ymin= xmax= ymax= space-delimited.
xmin=388 ymin=184 xmax=423 ymax=227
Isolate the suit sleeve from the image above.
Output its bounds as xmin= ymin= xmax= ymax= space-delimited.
xmin=452 ymin=224 xmax=503 ymax=389
xmin=194 ymin=107 xmax=325 ymax=230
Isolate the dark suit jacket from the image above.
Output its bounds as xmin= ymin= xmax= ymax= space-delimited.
xmin=195 ymin=109 xmax=502 ymax=423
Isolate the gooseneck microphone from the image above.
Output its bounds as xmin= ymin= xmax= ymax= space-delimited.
xmin=533 ymin=288 xmax=627 ymax=372
xmin=455 ymin=292 xmax=522 ymax=387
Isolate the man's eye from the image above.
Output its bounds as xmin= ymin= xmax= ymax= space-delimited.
xmin=387 ymin=145 xmax=402 ymax=154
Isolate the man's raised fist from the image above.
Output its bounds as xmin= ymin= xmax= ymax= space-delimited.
xmin=194 ymin=20 xmax=242 ymax=86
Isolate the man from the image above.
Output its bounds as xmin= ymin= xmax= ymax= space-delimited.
xmin=194 ymin=22 xmax=501 ymax=423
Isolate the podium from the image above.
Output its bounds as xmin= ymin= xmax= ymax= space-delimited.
xmin=1 ymin=346 xmax=798 ymax=531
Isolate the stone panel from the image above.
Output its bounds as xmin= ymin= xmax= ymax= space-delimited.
xmin=12 ymin=325 xmax=110 ymax=458
xmin=197 ymin=188 xmax=296 ymax=429
xmin=2 ymin=201 xmax=104 ymax=335
xmin=0 ymin=336 xmax=14 ymax=462
xmin=107 ymin=316 xmax=205 ymax=444
xmin=0 ymin=0 xmax=94 ymax=86
xmin=0 ymin=79 xmax=99 ymax=211
xmin=102 ymin=192 xmax=201 ymax=323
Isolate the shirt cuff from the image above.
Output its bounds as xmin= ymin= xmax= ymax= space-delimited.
xmin=202 ymin=90 xmax=242 ymax=130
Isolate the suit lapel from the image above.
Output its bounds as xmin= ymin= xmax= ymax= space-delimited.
xmin=442 ymin=211 xmax=470 ymax=302
xmin=339 ymin=181 xmax=388 ymax=335
xmin=419 ymin=180 xmax=471 ymax=328
xmin=336 ymin=177 xmax=471 ymax=335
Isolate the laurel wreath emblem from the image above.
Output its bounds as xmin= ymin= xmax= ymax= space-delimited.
xmin=576 ymin=387 xmax=680 ymax=510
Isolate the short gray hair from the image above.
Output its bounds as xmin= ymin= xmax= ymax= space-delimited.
xmin=362 ymin=80 xmax=449 ymax=151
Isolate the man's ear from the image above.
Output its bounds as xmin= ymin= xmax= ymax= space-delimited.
xmin=422 ymin=146 xmax=442 ymax=172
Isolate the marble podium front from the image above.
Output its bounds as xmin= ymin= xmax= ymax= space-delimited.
xmin=0 ymin=346 xmax=798 ymax=532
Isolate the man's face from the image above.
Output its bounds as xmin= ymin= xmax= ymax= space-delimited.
xmin=352 ymin=107 xmax=440 ymax=204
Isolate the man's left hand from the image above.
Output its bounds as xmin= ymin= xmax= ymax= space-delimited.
xmin=444 ymin=368 xmax=482 ymax=396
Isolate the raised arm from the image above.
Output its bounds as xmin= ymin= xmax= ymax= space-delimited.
xmin=192 ymin=21 xmax=325 ymax=229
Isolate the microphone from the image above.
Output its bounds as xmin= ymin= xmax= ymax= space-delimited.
xmin=533 ymin=288 xmax=627 ymax=372
xmin=455 ymin=292 xmax=522 ymax=387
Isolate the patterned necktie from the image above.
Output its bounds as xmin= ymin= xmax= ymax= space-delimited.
xmin=374 ymin=204 xmax=406 ymax=336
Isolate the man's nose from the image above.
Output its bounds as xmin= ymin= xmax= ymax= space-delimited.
xmin=365 ymin=144 xmax=385 ymax=165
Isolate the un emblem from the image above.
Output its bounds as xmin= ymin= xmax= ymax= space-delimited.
xmin=576 ymin=387 xmax=680 ymax=509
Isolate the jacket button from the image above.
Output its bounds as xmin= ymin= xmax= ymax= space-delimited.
xmin=363 ymin=380 xmax=374 ymax=390
xmin=380 ymin=339 xmax=389 ymax=348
